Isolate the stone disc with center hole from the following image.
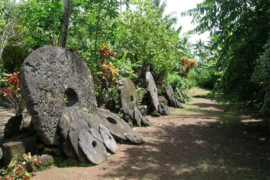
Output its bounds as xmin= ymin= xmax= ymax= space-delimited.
xmin=68 ymin=120 xmax=89 ymax=163
xmin=99 ymin=124 xmax=118 ymax=154
xmin=88 ymin=128 xmax=103 ymax=143
xmin=59 ymin=106 xmax=92 ymax=158
xmin=145 ymin=72 xmax=159 ymax=112
xmin=118 ymin=78 xmax=139 ymax=110
xmin=79 ymin=129 xmax=107 ymax=165
xmin=95 ymin=108 xmax=135 ymax=141
xmin=20 ymin=46 xmax=97 ymax=145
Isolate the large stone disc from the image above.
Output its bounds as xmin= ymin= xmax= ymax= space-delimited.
xmin=79 ymin=129 xmax=107 ymax=165
xmin=95 ymin=108 xmax=135 ymax=141
xmin=68 ymin=120 xmax=89 ymax=163
xmin=145 ymin=72 xmax=159 ymax=112
xmin=99 ymin=124 xmax=118 ymax=154
xmin=59 ymin=106 xmax=91 ymax=158
xmin=118 ymin=78 xmax=139 ymax=110
xmin=20 ymin=46 xmax=97 ymax=145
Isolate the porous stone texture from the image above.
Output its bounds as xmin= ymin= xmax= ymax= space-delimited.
xmin=99 ymin=124 xmax=118 ymax=154
xmin=68 ymin=120 xmax=89 ymax=163
xmin=141 ymin=117 xmax=152 ymax=126
xmin=158 ymin=103 xmax=169 ymax=115
xmin=164 ymin=85 xmax=184 ymax=108
xmin=96 ymin=108 xmax=135 ymax=141
xmin=2 ymin=137 xmax=36 ymax=165
xmin=20 ymin=46 xmax=97 ymax=145
xmin=133 ymin=109 xmax=142 ymax=126
xmin=118 ymin=78 xmax=152 ymax=126
xmin=4 ymin=114 xmax=23 ymax=138
xmin=145 ymin=72 xmax=159 ymax=112
xmin=79 ymin=129 xmax=107 ymax=165
xmin=118 ymin=78 xmax=139 ymax=110
xmin=125 ymin=132 xmax=144 ymax=144
xmin=89 ymin=128 xmax=103 ymax=143
xmin=59 ymin=106 xmax=91 ymax=158
xmin=122 ymin=106 xmax=133 ymax=126
xmin=164 ymin=85 xmax=175 ymax=105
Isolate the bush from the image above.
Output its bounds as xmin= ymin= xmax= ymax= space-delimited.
xmin=194 ymin=61 xmax=218 ymax=89
xmin=252 ymin=38 xmax=270 ymax=116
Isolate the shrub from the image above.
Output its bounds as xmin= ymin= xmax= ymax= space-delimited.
xmin=0 ymin=71 xmax=25 ymax=116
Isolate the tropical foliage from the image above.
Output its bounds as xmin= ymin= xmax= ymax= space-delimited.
xmin=183 ymin=0 xmax=270 ymax=115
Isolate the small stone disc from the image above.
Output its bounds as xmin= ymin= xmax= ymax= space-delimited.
xmin=79 ymin=129 xmax=107 ymax=165
xmin=99 ymin=124 xmax=118 ymax=154
xmin=68 ymin=120 xmax=89 ymax=163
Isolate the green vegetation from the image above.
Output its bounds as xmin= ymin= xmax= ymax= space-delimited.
xmin=0 ymin=0 xmax=196 ymax=108
xmin=183 ymin=0 xmax=270 ymax=115
xmin=1 ymin=0 xmax=269 ymax=115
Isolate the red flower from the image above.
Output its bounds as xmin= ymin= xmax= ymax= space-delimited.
xmin=262 ymin=82 xmax=268 ymax=87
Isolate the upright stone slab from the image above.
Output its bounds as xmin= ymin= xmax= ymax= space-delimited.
xmin=20 ymin=46 xmax=97 ymax=145
xmin=164 ymin=85 xmax=175 ymax=105
xmin=145 ymin=72 xmax=159 ymax=112
xmin=118 ymin=78 xmax=139 ymax=110
xmin=164 ymin=85 xmax=184 ymax=108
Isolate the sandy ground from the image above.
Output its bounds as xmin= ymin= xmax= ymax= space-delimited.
xmin=2 ymin=88 xmax=270 ymax=180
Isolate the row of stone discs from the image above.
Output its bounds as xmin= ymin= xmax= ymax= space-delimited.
xmin=118 ymin=78 xmax=152 ymax=126
xmin=59 ymin=106 xmax=143 ymax=162
xmin=69 ymin=119 xmax=117 ymax=164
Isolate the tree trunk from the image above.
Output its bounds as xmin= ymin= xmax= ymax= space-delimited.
xmin=60 ymin=0 xmax=71 ymax=48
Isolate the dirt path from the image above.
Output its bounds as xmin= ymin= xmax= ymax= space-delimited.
xmin=31 ymin=88 xmax=269 ymax=179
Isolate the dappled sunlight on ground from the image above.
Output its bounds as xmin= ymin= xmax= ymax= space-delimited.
xmin=33 ymin=87 xmax=270 ymax=180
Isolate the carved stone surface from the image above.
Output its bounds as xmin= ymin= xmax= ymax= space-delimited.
xmin=125 ymin=132 xmax=144 ymax=144
xmin=164 ymin=85 xmax=184 ymax=108
xmin=20 ymin=46 xmax=97 ymax=145
xmin=68 ymin=120 xmax=89 ymax=163
xmin=141 ymin=117 xmax=152 ymax=126
xmin=145 ymin=72 xmax=159 ymax=112
xmin=99 ymin=124 xmax=118 ymax=154
xmin=59 ymin=106 xmax=91 ymax=158
xmin=164 ymin=85 xmax=175 ymax=105
xmin=122 ymin=106 xmax=133 ymax=125
xmin=88 ymin=128 xmax=103 ymax=143
xmin=96 ymin=108 xmax=135 ymax=141
xmin=133 ymin=109 xmax=142 ymax=126
xmin=118 ymin=78 xmax=139 ymax=110
xmin=79 ymin=129 xmax=107 ymax=165
xmin=158 ymin=103 xmax=169 ymax=115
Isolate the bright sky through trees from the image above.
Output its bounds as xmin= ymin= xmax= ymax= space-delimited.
xmin=164 ymin=0 xmax=210 ymax=43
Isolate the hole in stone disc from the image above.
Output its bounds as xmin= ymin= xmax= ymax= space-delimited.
xmin=64 ymin=88 xmax=78 ymax=107
xmin=107 ymin=117 xmax=117 ymax=124
xmin=130 ymin=95 xmax=134 ymax=102
xmin=92 ymin=141 xmax=97 ymax=147
xmin=154 ymin=88 xmax=156 ymax=92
